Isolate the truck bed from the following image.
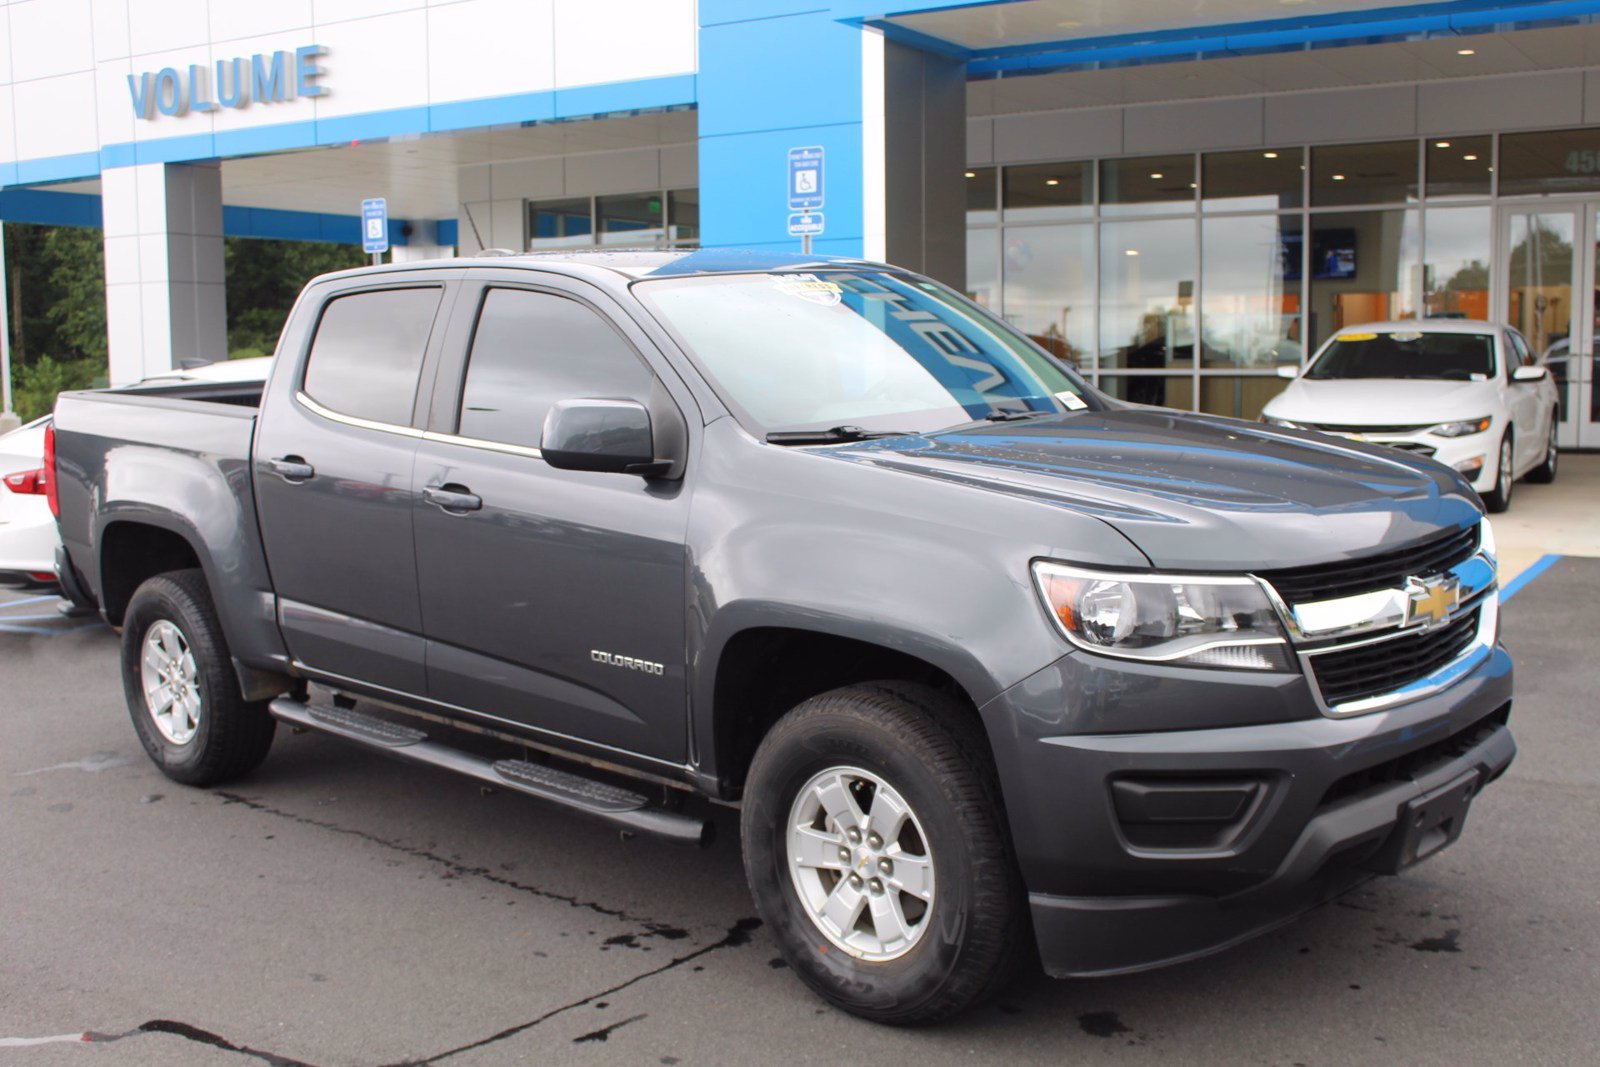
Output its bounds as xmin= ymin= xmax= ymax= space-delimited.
xmin=52 ymin=385 xmax=286 ymax=675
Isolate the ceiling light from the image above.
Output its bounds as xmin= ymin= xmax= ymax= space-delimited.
xmin=1263 ymin=151 xmax=1279 ymax=159
xmin=1463 ymin=153 xmax=1479 ymax=161
xmin=1149 ymin=172 xmax=1164 ymax=179
xmin=1436 ymin=141 xmax=1451 ymax=148
xmin=965 ymin=171 xmax=976 ymax=178
xmin=1045 ymin=178 xmax=1060 ymax=186
xmin=1125 ymin=249 xmax=1140 ymax=256
xmin=1332 ymin=173 xmax=1346 ymax=181
xmin=1457 ymin=47 xmax=1476 ymax=56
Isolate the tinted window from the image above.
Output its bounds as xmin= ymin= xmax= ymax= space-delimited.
xmin=1307 ymin=331 xmax=1494 ymax=381
xmin=303 ymin=288 xmax=442 ymax=425
xmin=458 ymin=289 xmax=654 ymax=448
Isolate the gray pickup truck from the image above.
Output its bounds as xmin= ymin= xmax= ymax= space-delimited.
xmin=50 ymin=251 xmax=1514 ymax=1024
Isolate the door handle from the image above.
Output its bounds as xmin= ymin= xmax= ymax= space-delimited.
xmin=268 ymin=456 xmax=315 ymax=482
xmin=424 ymin=484 xmax=483 ymax=513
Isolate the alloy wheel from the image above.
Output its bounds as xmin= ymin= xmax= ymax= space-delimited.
xmin=786 ymin=765 xmax=935 ymax=962
xmin=140 ymin=620 xmax=201 ymax=745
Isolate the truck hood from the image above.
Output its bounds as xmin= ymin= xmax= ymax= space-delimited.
xmin=1264 ymin=377 xmax=1495 ymax=426
xmin=818 ymin=409 xmax=1481 ymax=571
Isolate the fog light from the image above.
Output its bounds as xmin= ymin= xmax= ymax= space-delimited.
xmin=1454 ymin=455 xmax=1485 ymax=479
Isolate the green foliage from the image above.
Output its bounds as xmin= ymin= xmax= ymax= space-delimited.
xmin=12 ymin=355 xmax=103 ymax=421
xmin=2 ymin=223 xmax=365 ymax=418
xmin=224 ymin=238 xmax=364 ymax=357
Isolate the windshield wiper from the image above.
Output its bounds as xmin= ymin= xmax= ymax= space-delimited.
xmin=764 ymin=425 xmax=911 ymax=445
xmin=982 ymin=409 xmax=1058 ymax=422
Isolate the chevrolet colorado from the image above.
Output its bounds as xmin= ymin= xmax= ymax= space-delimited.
xmin=50 ymin=250 xmax=1514 ymax=1023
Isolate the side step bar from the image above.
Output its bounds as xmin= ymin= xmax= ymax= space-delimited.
xmin=268 ymin=698 xmax=713 ymax=846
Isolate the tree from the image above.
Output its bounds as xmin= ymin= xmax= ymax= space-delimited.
xmin=223 ymin=238 xmax=364 ymax=357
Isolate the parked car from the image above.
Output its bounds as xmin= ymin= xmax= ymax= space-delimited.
xmin=51 ymin=252 xmax=1513 ymax=1024
xmin=1261 ymin=321 xmax=1559 ymax=512
xmin=0 ymin=416 xmax=58 ymax=588
xmin=0 ymin=358 xmax=271 ymax=595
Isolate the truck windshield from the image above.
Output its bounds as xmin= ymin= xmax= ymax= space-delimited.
xmin=635 ymin=270 xmax=1093 ymax=436
xmin=1306 ymin=331 xmax=1496 ymax=381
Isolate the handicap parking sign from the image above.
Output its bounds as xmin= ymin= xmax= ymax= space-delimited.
xmin=361 ymin=198 xmax=389 ymax=254
xmin=788 ymin=147 xmax=824 ymax=212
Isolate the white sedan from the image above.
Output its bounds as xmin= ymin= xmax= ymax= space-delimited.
xmin=0 ymin=416 xmax=57 ymax=587
xmin=0 ymin=357 xmax=271 ymax=591
xmin=1261 ymin=321 xmax=1560 ymax=512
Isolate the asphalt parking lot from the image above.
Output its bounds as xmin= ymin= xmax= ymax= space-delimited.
xmin=2 ymin=557 xmax=1597 ymax=1067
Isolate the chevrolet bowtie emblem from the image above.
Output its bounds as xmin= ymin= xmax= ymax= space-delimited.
xmin=1405 ymin=573 xmax=1461 ymax=629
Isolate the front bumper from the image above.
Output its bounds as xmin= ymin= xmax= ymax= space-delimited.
xmin=982 ymin=638 xmax=1514 ymax=978
xmin=1314 ymin=426 xmax=1500 ymax=492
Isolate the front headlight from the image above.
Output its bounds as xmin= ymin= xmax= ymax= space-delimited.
xmin=1031 ymin=562 xmax=1293 ymax=671
xmin=1431 ymin=416 xmax=1492 ymax=437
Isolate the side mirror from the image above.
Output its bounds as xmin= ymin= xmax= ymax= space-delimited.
xmin=541 ymin=399 xmax=669 ymax=476
xmin=1511 ymin=365 xmax=1549 ymax=382
xmin=1275 ymin=364 xmax=1301 ymax=380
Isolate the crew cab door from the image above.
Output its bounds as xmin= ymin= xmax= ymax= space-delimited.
xmin=411 ymin=275 xmax=694 ymax=763
xmin=253 ymin=275 xmax=456 ymax=694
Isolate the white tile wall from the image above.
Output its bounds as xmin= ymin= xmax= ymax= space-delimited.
xmin=89 ymin=0 xmax=131 ymax=60
xmin=126 ymin=0 xmax=210 ymax=58
xmin=552 ymin=0 xmax=695 ymax=88
xmin=208 ymin=0 xmax=310 ymax=44
xmin=207 ymin=30 xmax=319 ymax=133
xmin=9 ymin=0 xmax=95 ymax=81
xmin=311 ymin=7 xmax=429 ymax=119
xmin=426 ymin=0 xmax=554 ymax=105
xmin=313 ymin=0 xmax=423 ymax=26
xmin=2 ymin=0 xmax=702 ymax=165
xmin=94 ymin=58 xmax=137 ymax=144
xmin=12 ymin=71 xmax=98 ymax=158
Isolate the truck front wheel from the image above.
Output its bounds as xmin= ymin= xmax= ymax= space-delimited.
xmin=741 ymin=683 xmax=1025 ymax=1024
xmin=120 ymin=569 xmax=276 ymax=786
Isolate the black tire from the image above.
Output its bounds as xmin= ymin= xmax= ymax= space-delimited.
xmin=1482 ymin=433 xmax=1514 ymax=513
xmin=121 ymin=569 xmax=275 ymax=786
xmin=741 ymin=682 xmax=1025 ymax=1025
xmin=1525 ymin=415 xmax=1558 ymax=484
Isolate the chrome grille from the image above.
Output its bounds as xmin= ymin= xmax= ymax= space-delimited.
xmin=1306 ymin=607 xmax=1482 ymax=708
xmin=1260 ymin=525 xmax=1480 ymax=605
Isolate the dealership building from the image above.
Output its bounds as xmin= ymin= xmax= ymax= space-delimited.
xmin=1 ymin=0 xmax=1599 ymax=447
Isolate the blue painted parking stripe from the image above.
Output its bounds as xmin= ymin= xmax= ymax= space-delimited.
xmin=1500 ymin=554 xmax=1562 ymax=603
xmin=0 ymin=621 xmax=99 ymax=636
xmin=0 ymin=595 xmax=59 ymax=609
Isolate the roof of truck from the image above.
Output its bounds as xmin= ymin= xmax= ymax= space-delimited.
xmin=315 ymin=248 xmax=881 ymax=286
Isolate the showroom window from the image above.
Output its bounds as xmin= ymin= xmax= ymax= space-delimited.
xmin=969 ymin=129 xmax=1600 ymax=419
xmin=526 ymin=189 xmax=699 ymax=251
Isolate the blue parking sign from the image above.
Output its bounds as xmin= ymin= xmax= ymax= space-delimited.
xmin=788 ymin=146 xmax=824 ymax=211
xmin=361 ymin=198 xmax=389 ymax=254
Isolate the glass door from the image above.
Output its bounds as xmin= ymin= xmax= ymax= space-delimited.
xmin=1501 ymin=204 xmax=1599 ymax=450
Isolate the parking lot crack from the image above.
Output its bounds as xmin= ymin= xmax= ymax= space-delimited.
xmin=216 ymin=792 xmax=657 ymax=924
xmin=84 ymin=1019 xmax=318 ymax=1066
xmin=401 ymin=917 xmax=761 ymax=1065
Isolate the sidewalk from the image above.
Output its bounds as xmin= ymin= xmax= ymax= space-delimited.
xmin=1495 ymin=452 xmax=1600 ymax=586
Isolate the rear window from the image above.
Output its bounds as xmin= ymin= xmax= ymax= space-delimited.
xmin=303 ymin=287 xmax=443 ymax=425
xmin=1306 ymin=330 xmax=1495 ymax=381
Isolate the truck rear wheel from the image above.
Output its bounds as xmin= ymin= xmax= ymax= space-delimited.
xmin=120 ymin=569 xmax=275 ymax=786
xmin=741 ymin=683 xmax=1025 ymax=1025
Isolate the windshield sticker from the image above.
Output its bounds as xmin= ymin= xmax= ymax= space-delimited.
xmin=773 ymin=275 xmax=842 ymax=307
xmin=1341 ymin=331 xmax=1378 ymax=341
xmin=1055 ymin=390 xmax=1088 ymax=410
xmin=1387 ymin=331 xmax=1422 ymax=342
